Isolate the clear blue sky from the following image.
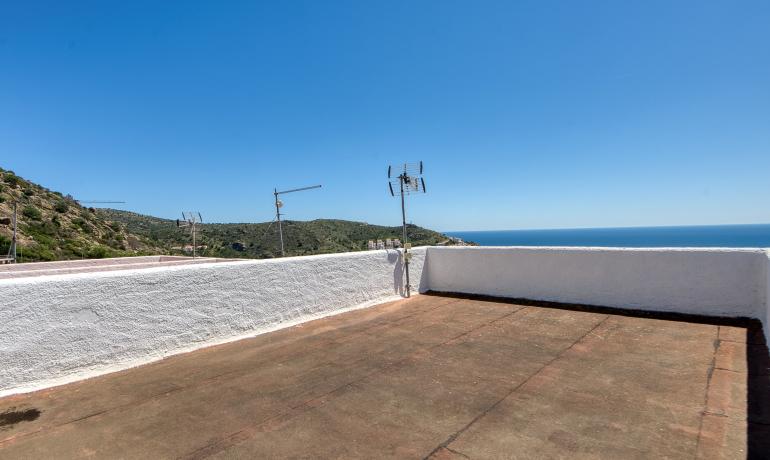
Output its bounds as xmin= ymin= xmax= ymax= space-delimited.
xmin=1 ymin=1 xmax=768 ymax=231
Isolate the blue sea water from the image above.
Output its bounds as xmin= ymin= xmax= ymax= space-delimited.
xmin=446 ymin=224 xmax=770 ymax=248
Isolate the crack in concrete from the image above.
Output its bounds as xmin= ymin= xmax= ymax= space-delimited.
xmin=180 ymin=303 xmax=530 ymax=460
xmin=422 ymin=314 xmax=612 ymax=460
xmin=694 ymin=326 xmax=722 ymax=457
xmin=445 ymin=446 xmax=471 ymax=459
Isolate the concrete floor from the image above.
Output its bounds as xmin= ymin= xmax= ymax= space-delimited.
xmin=0 ymin=294 xmax=768 ymax=459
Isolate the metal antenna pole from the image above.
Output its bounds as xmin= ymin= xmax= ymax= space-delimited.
xmin=11 ymin=202 xmax=17 ymax=263
xmin=400 ymin=169 xmax=411 ymax=297
xmin=274 ymin=189 xmax=285 ymax=257
xmin=273 ymin=184 xmax=321 ymax=257
xmin=387 ymin=161 xmax=426 ymax=299
xmin=177 ymin=212 xmax=203 ymax=259
xmin=192 ymin=220 xmax=196 ymax=258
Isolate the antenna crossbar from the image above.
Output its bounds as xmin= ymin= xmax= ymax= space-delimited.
xmin=276 ymin=185 xmax=322 ymax=195
xmin=273 ymin=184 xmax=322 ymax=257
xmin=177 ymin=211 xmax=203 ymax=258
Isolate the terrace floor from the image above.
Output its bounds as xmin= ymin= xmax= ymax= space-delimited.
xmin=0 ymin=294 xmax=768 ymax=459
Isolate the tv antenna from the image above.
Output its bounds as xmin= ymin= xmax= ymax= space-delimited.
xmin=0 ymin=202 xmax=18 ymax=264
xmin=388 ymin=161 xmax=426 ymax=297
xmin=1 ymin=195 xmax=36 ymax=264
xmin=273 ymin=185 xmax=321 ymax=257
xmin=76 ymin=200 xmax=126 ymax=205
xmin=177 ymin=212 xmax=203 ymax=258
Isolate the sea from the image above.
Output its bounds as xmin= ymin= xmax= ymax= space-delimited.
xmin=445 ymin=224 xmax=770 ymax=248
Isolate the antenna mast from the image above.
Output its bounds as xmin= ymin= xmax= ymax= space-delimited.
xmin=388 ymin=161 xmax=426 ymax=297
xmin=177 ymin=212 xmax=203 ymax=258
xmin=1 ymin=202 xmax=18 ymax=263
xmin=273 ymin=184 xmax=322 ymax=257
xmin=11 ymin=201 xmax=16 ymax=263
xmin=0 ymin=202 xmax=20 ymax=264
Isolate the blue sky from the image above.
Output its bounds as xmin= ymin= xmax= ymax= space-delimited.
xmin=1 ymin=1 xmax=768 ymax=231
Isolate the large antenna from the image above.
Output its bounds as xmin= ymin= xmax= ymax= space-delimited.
xmin=176 ymin=212 xmax=203 ymax=258
xmin=273 ymin=184 xmax=322 ymax=257
xmin=387 ymin=161 xmax=427 ymax=297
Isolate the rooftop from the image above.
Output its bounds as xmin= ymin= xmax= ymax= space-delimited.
xmin=1 ymin=293 xmax=767 ymax=458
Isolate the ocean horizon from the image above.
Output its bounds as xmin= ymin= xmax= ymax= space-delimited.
xmin=445 ymin=223 xmax=770 ymax=248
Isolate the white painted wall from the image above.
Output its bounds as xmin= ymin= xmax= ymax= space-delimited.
xmin=426 ymin=246 xmax=768 ymax=319
xmin=3 ymin=245 xmax=769 ymax=396
xmin=0 ymin=248 xmax=426 ymax=396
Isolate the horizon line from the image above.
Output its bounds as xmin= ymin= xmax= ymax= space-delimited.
xmin=444 ymin=222 xmax=770 ymax=233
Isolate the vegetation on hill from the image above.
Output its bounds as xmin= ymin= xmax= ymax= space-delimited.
xmin=97 ymin=209 xmax=452 ymax=259
xmin=0 ymin=167 xmax=456 ymax=262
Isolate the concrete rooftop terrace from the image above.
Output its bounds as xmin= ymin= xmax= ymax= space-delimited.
xmin=1 ymin=293 xmax=768 ymax=459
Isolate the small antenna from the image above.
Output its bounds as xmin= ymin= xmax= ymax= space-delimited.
xmin=273 ymin=184 xmax=322 ymax=257
xmin=177 ymin=211 xmax=203 ymax=258
xmin=387 ymin=161 xmax=427 ymax=297
xmin=1 ymin=202 xmax=17 ymax=264
xmin=1 ymin=193 xmax=42 ymax=263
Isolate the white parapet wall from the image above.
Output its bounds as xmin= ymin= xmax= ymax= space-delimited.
xmin=0 ymin=248 xmax=426 ymax=396
xmin=3 ymin=245 xmax=769 ymax=396
xmin=426 ymin=246 xmax=769 ymax=320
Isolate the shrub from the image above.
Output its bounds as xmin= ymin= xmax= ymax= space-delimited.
xmin=23 ymin=189 xmax=34 ymax=197
xmin=87 ymin=245 xmax=110 ymax=259
xmin=24 ymin=221 xmax=58 ymax=238
xmin=20 ymin=244 xmax=56 ymax=262
xmin=62 ymin=241 xmax=86 ymax=257
xmin=54 ymin=201 xmax=69 ymax=213
xmin=72 ymin=217 xmax=92 ymax=234
xmin=31 ymin=232 xmax=54 ymax=247
xmin=0 ymin=194 xmax=5 ymax=203
xmin=22 ymin=205 xmax=42 ymax=220
xmin=3 ymin=173 xmax=20 ymax=187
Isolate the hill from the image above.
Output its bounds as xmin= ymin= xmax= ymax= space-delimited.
xmin=0 ymin=168 xmax=164 ymax=261
xmin=0 ymin=167 xmax=456 ymax=262
xmin=97 ymin=209 xmax=452 ymax=259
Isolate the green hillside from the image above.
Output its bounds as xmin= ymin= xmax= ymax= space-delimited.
xmin=0 ymin=168 xmax=164 ymax=261
xmin=97 ymin=209 xmax=452 ymax=259
xmin=0 ymin=167 xmax=455 ymax=262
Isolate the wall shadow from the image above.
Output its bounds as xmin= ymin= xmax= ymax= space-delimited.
xmin=389 ymin=249 xmax=430 ymax=297
xmin=746 ymin=320 xmax=770 ymax=458
xmin=423 ymin=291 xmax=753 ymax=326
xmin=388 ymin=250 xmax=404 ymax=296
